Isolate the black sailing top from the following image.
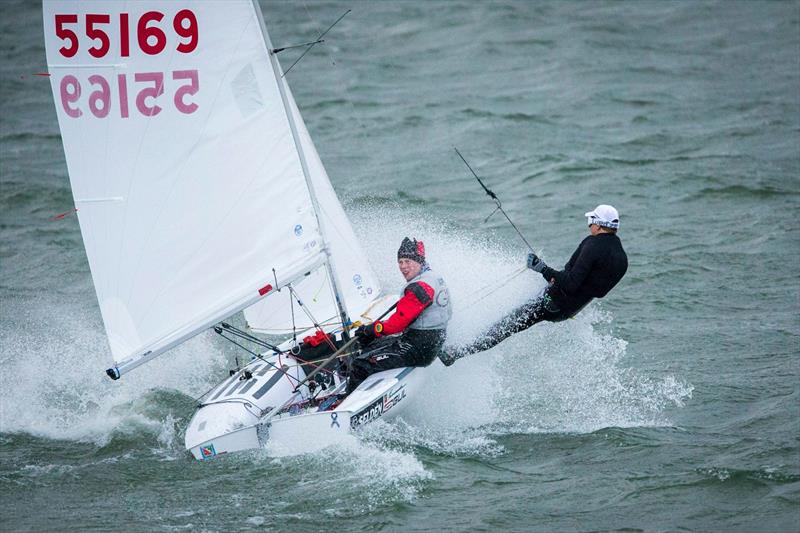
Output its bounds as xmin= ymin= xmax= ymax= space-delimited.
xmin=539 ymin=233 xmax=628 ymax=314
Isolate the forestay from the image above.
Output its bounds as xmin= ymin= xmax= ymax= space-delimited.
xmin=42 ymin=0 xmax=367 ymax=376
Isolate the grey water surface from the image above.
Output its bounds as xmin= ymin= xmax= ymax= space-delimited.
xmin=1 ymin=1 xmax=798 ymax=531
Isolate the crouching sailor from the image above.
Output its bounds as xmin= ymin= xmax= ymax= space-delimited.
xmin=347 ymin=237 xmax=452 ymax=393
xmin=441 ymin=204 xmax=628 ymax=365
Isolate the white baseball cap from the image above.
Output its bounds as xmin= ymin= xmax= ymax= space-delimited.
xmin=584 ymin=204 xmax=620 ymax=229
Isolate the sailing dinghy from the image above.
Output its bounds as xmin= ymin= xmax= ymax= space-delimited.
xmin=43 ymin=0 xmax=431 ymax=460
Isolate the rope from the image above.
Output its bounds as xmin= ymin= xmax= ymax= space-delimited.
xmin=289 ymin=285 xmax=340 ymax=353
xmin=291 ymin=349 xmax=360 ymax=366
xmin=461 ymin=266 xmax=530 ymax=307
xmin=289 ymin=284 xmax=299 ymax=353
xmin=214 ymin=330 xmax=300 ymax=386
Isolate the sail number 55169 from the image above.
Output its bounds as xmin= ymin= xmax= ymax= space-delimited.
xmin=55 ymin=10 xmax=198 ymax=58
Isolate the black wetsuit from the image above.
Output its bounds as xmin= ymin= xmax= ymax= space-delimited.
xmin=347 ymin=329 xmax=446 ymax=393
xmin=457 ymin=233 xmax=627 ymax=356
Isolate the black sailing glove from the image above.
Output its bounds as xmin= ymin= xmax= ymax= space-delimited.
xmin=354 ymin=323 xmax=377 ymax=346
xmin=526 ymin=252 xmax=548 ymax=273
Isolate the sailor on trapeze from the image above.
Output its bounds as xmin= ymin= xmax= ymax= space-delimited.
xmin=440 ymin=204 xmax=627 ymax=365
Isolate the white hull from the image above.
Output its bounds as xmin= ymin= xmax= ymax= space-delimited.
xmin=185 ymin=350 xmax=427 ymax=460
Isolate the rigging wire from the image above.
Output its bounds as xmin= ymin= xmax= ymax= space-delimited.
xmin=288 ymin=284 xmax=299 ymax=353
xmin=279 ymin=289 xmax=304 ymax=390
xmin=213 ymin=328 xmax=298 ymax=381
xmin=451 ymin=147 xmax=545 ymax=305
xmin=281 ymin=9 xmax=351 ymax=77
xmin=466 ymin=265 xmax=528 ymax=299
xmin=454 ymin=147 xmax=536 ymax=253
xmin=219 ymin=322 xmax=282 ymax=353
xmin=204 ymin=327 xmax=340 ymax=406
xmin=227 ymin=335 xmax=298 ymax=384
xmin=289 ymin=349 xmax=360 ymax=367
xmin=461 ymin=266 xmax=531 ymax=307
xmin=272 ymin=39 xmax=324 ymax=54
xmin=288 ymin=285 xmax=340 ymax=353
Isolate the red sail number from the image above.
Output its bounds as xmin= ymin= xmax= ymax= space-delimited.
xmin=55 ymin=14 xmax=79 ymax=58
xmin=55 ymin=10 xmax=198 ymax=58
xmin=85 ymin=14 xmax=110 ymax=58
xmin=58 ymin=71 xmax=199 ymax=119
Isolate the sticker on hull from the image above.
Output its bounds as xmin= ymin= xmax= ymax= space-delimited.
xmin=200 ymin=444 xmax=217 ymax=459
xmin=350 ymin=385 xmax=407 ymax=429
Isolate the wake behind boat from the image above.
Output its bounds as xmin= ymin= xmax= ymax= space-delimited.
xmin=43 ymin=0 xmax=436 ymax=460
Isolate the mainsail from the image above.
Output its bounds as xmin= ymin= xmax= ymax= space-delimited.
xmin=43 ymin=0 xmax=379 ymax=377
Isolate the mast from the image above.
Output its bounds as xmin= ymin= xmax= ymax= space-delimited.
xmin=252 ymin=1 xmax=352 ymax=337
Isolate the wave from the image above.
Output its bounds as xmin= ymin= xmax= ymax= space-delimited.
xmin=616 ymin=132 xmax=681 ymax=148
xmin=696 ymin=184 xmax=799 ymax=199
xmin=500 ymin=38 xmax=556 ymax=48
xmin=459 ymin=108 xmax=557 ymax=125
xmin=609 ymin=97 xmax=661 ymax=107
xmin=0 ymin=289 xmax=227 ymax=445
xmin=0 ymin=132 xmax=62 ymax=143
xmin=697 ymin=466 xmax=799 ymax=486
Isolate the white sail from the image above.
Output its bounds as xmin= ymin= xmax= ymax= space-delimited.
xmin=42 ymin=0 xmax=331 ymax=376
xmin=243 ymin=79 xmax=381 ymax=334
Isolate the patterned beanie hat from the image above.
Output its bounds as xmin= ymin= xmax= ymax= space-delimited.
xmin=397 ymin=237 xmax=425 ymax=263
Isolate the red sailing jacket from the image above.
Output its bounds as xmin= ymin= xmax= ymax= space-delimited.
xmin=375 ymin=281 xmax=434 ymax=336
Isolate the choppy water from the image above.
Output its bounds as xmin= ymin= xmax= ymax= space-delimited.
xmin=2 ymin=1 xmax=799 ymax=531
